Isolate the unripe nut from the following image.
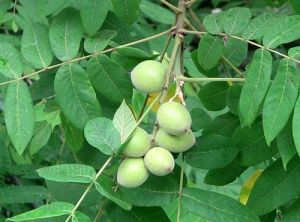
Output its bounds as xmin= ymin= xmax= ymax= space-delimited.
xmin=117 ymin=158 xmax=149 ymax=188
xmin=157 ymin=101 xmax=192 ymax=135
xmin=123 ymin=127 xmax=151 ymax=157
xmin=155 ymin=128 xmax=195 ymax=153
xmin=144 ymin=147 xmax=175 ymax=176
xmin=131 ymin=60 xmax=166 ymax=93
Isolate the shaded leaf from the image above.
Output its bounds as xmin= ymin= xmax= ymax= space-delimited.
xmin=0 ymin=185 xmax=48 ymax=205
xmin=227 ymin=84 xmax=242 ymax=116
xmin=203 ymin=12 xmax=226 ymax=35
xmin=281 ymin=198 xmax=300 ymax=221
xmin=197 ymin=34 xmax=224 ymax=70
xmin=111 ymin=0 xmax=141 ymax=25
xmin=293 ymin=95 xmax=300 ymax=156
xmin=182 ymin=188 xmax=259 ymax=222
xmin=140 ymin=0 xmax=173 ymax=25
xmin=232 ymin=121 xmax=278 ymax=166
xmin=198 ymin=82 xmax=229 ymax=111
xmin=223 ymin=37 xmax=248 ymax=67
xmin=247 ymin=157 xmax=300 ymax=215
xmin=80 ymin=0 xmax=108 ymax=35
xmin=95 ymin=175 xmax=132 ymax=210
xmin=185 ymin=134 xmax=239 ymax=169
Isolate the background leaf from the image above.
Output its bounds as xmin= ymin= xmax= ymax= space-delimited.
xmin=111 ymin=0 xmax=141 ymax=25
xmin=182 ymin=188 xmax=259 ymax=222
xmin=223 ymin=7 xmax=252 ymax=35
xmin=197 ymin=34 xmax=224 ymax=70
xmin=80 ymin=0 xmax=108 ymax=36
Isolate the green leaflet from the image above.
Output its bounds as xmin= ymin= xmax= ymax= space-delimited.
xmin=80 ymin=0 xmax=108 ymax=36
xmin=54 ymin=64 xmax=102 ymax=129
xmin=95 ymin=175 xmax=132 ymax=210
xmin=113 ymin=100 xmax=136 ymax=143
xmin=242 ymin=13 xmax=277 ymax=40
xmin=185 ymin=134 xmax=239 ymax=169
xmin=247 ymin=157 xmax=300 ymax=215
xmin=223 ymin=7 xmax=252 ymax=35
xmin=0 ymin=42 xmax=23 ymax=79
xmin=263 ymin=15 xmax=300 ymax=48
xmin=239 ymin=49 xmax=273 ymax=127
xmin=111 ymin=0 xmax=141 ymax=25
xmin=140 ymin=0 xmax=173 ymax=25
xmin=277 ymin=119 xmax=297 ymax=169
xmin=232 ymin=121 xmax=278 ymax=166
xmin=293 ymin=95 xmax=300 ymax=156
xmin=281 ymin=198 xmax=300 ymax=221
xmin=197 ymin=34 xmax=224 ymax=70
xmin=87 ymin=55 xmax=133 ymax=104
xmin=5 ymin=81 xmax=34 ymax=155
xmin=7 ymin=202 xmax=74 ymax=221
xmin=198 ymin=82 xmax=229 ymax=111
xmin=202 ymin=12 xmax=226 ymax=35
xmin=37 ymin=164 xmax=96 ymax=183
xmin=182 ymin=188 xmax=259 ymax=222
xmin=49 ymin=8 xmax=83 ymax=61
xmin=21 ymin=22 xmax=53 ymax=69
xmin=0 ymin=185 xmax=48 ymax=205
xmin=263 ymin=59 xmax=299 ymax=145
xmin=120 ymin=175 xmax=178 ymax=207
xmin=84 ymin=30 xmax=117 ymax=53
xmin=84 ymin=117 xmax=121 ymax=155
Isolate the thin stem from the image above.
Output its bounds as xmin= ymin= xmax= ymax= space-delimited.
xmin=181 ymin=29 xmax=300 ymax=65
xmin=0 ymin=27 xmax=175 ymax=87
xmin=187 ymin=8 xmax=205 ymax=31
xmin=160 ymin=0 xmax=182 ymax=13
xmin=159 ymin=23 xmax=175 ymax=62
xmin=93 ymin=199 xmax=107 ymax=222
xmin=178 ymin=76 xmax=245 ymax=82
xmin=65 ymin=156 xmax=114 ymax=222
xmin=12 ymin=0 xmax=18 ymax=15
xmin=221 ymin=56 xmax=244 ymax=77
xmin=137 ymin=94 xmax=149 ymax=120
xmin=176 ymin=155 xmax=185 ymax=222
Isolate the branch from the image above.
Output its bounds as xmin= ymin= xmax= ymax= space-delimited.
xmin=178 ymin=76 xmax=245 ymax=82
xmin=160 ymin=0 xmax=182 ymax=13
xmin=181 ymin=29 xmax=300 ymax=65
xmin=65 ymin=155 xmax=114 ymax=222
xmin=0 ymin=27 xmax=175 ymax=87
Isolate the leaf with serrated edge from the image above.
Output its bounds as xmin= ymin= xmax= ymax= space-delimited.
xmin=263 ymin=59 xmax=299 ymax=144
xmin=5 ymin=81 xmax=34 ymax=155
xmin=239 ymin=49 xmax=272 ymax=127
xmin=113 ymin=100 xmax=136 ymax=143
xmin=37 ymin=164 xmax=96 ymax=183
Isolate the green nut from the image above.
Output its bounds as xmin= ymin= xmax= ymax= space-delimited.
xmin=117 ymin=158 xmax=149 ymax=188
xmin=131 ymin=60 xmax=166 ymax=93
xmin=144 ymin=147 xmax=175 ymax=176
xmin=157 ymin=101 xmax=192 ymax=135
xmin=123 ymin=127 xmax=151 ymax=157
xmin=155 ymin=128 xmax=195 ymax=153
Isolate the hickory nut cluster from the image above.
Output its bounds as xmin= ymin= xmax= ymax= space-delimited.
xmin=117 ymin=60 xmax=195 ymax=188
